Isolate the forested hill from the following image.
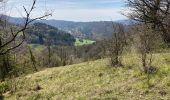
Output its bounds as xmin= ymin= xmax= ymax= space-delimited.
xmin=25 ymin=23 xmax=75 ymax=46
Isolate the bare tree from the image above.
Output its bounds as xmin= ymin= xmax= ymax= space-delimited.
xmin=133 ymin=23 xmax=164 ymax=72
xmin=136 ymin=24 xmax=154 ymax=73
xmin=0 ymin=0 xmax=51 ymax=55
xmin=132 ymin=24 xmax=164 ymax=86
xmin=59 ymin=46 xmax=69 ymax=66
xmin=46 ymin=39 xmax=52 ymax=67
xmin=127 ymin=0 xmax=170 ymax=43
xmin=0 ymin=0 xmax=51 ymax=80
xmin=28 ymin=46 xmax=37 ymax=71
xmin=109 ymin=22 xmax=127 ymax=66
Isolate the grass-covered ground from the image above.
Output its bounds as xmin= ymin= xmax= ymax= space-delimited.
xmin=1 ymin=53 xmax=170 ymax=100
xmin=74 ymin=38 xmax=96 ymax=46
xmin=29 ymin=44 xmax=46 ymax=51
xmin=28 ymin=38 xmax=96 ymax=51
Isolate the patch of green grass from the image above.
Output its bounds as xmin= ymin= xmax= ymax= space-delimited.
xmin=2 ymin=53 xmax=170 ymax=99
xmin=28 ymin=44 xmax=46 ymax=51
xmin=74 ymin=38 xmax=96 ymax=46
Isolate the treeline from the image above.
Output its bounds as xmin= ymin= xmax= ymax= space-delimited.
xmin=0 ymin=40 xmax=107 ymax=80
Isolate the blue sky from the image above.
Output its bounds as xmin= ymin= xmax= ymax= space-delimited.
xmin=4 ymin=0 xmax=128 ymax=21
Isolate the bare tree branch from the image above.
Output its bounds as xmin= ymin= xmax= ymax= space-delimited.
xmin=0 ymin=0 xmax=52 ymax=55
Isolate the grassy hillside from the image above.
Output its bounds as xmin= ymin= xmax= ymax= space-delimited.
xmin=1 ymin=53 xmax=170 ymax=100
xmin=74 ymin=38 xmax=96 ymax=46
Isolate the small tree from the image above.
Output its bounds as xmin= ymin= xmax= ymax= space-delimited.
xmin=133 ymin=24 xmax=164 ymax=87
xmin=134 ymin=24 xmax=161 ymax=72
xmin=44 ymin=38 xmax=53 ymax=67
xmin=109 ymin=22 xmax=127 ymax=66
xmin=28 ymin=47 xmax=37 ymax=71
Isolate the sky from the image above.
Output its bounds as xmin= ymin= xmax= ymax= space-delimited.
xmin=1 ymin=0 xmax=128 ymax=22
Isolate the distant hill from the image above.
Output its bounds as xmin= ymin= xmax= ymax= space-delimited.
xmin=40 ymin=20 xmax=115 ymax=40
xmin=40 ymin=20 xmax=133 ymax=40
xmin=7 ymin=16 xmax=132 ymax=40
xmin=25 ymin=23 xmax=75 ymax=46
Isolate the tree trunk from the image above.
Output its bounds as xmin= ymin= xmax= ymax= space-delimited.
xmin=48 ymin=45 xmax=51 ymax=67
xmin=142 ymin=53 xmax=148 ymax=73
xmin=111 ymin=49 xmax=119 ymax=66
xmin=0 ymin=54 xmax=10 ymax=81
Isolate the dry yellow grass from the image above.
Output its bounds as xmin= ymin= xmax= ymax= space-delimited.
xmin=1 ymin=53 xmax=170 ymax=100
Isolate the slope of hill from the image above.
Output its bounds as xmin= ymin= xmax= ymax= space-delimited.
xmin=1 ymin=53 xmax=170 ymax=99
xmin=25 ymin=23 xmax=75 ymax=46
